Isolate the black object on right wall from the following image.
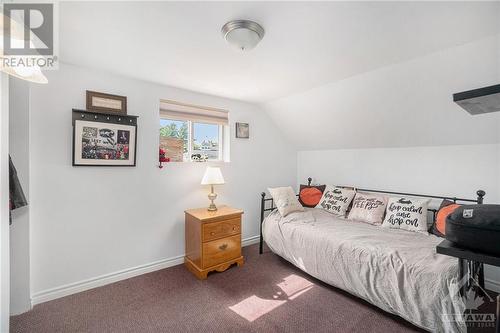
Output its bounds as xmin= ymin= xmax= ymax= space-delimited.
xmin=453 ymin=83 xmax=500 ymax=115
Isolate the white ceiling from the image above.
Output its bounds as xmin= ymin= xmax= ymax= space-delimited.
xmin=60 ymin=1 xmax=500 ymax=103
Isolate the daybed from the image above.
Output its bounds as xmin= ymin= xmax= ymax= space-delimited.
xmin=259 ymin=181 xmax=486 ymax=332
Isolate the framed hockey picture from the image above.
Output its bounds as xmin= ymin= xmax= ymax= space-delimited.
xmin=72 ymin=110 xmax=138 ymax=166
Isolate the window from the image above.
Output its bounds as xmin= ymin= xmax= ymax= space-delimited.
xmin=192 ymin=122 xmax=221 ymax=160
xmin=159 ymin=100 xmax=229 ymax=162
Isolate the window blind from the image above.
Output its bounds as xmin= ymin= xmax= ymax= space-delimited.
xmin=160 ymin=99 xmax=228 ymax=126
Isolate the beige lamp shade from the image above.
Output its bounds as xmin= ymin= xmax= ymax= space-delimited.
xmin=201 ymin=167 xmax=225 ymax=185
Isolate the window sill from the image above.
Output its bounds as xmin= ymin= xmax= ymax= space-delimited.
xmin=166 ymin=160 xmax=230 ymax=164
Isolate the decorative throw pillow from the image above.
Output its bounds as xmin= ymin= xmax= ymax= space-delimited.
xmin=430 ymin=200 xmax=461 ymax=237
xmin=316 ymin=186 xmax=356 ymax=217
xmin=268 ymin=186 xmax=304 ymax=217
xmin=347 ymin=193 xmax=387 ymax=225
xmin=382 ymin=197 xmax=429 ymax=233
xmin=299 ymin=184 xmax=326 ymax=208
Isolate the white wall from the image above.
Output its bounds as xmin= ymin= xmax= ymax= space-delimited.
xmin=9 ymin=78 xmax=31 ymax=315
xmin=299 ymin=144 xmax=500 ymax=203
xmin=0 ymin=73 xmax=10 ymax=331
xmin=28 ymin=63 xmax=296 ymax=303
xmin=264 ymin=35 xmax=500 ymax=150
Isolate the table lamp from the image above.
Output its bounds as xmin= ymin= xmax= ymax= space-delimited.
xmin=201 ymin=166 xmax=225 ymax=211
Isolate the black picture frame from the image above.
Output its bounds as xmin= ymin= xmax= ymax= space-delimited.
xmin=72 ymin=109 xmax=138 ymax=167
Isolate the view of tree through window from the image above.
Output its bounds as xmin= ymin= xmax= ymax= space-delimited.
xmin=160 ymin=119 xmax=188 ymax=161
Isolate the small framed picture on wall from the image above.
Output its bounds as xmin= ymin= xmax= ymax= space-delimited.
xmin=86 ymin=90 xmax=127 ymax=115
xmin=236 ymin=122 xmax=249 ymax=139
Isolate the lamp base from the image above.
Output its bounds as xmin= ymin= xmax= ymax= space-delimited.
xmin=207 ymin=186 xmax=218 ymax=211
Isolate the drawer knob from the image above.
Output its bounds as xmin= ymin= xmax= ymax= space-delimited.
xmin=210 ymin=232 xmax=215 ymax=236
xmin=219 ymin=244 xmax=228 ymax=251
xmin=232 ymin=226 xmax=236 ymax=231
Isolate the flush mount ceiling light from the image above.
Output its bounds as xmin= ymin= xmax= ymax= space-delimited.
xmin=221 ymin=20 xmax=265 ymax=51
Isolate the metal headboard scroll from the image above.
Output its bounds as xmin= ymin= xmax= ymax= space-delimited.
xmin=259 ymin=177 xmax=486 ymax=254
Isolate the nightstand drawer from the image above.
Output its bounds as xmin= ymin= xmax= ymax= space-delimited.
xmin=202 ymin=235 xmax=241 ymax=268
xmin=202 ymin=218 xmax=241 ymax=242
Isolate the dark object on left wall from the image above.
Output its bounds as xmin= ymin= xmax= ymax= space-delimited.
xmin=72 ymin=109 xmax=138 ymax=167
xmin=9 ymin=155 xmax=28 ymax=224
xmin=86 ymin=90 xmax=127 ymax=115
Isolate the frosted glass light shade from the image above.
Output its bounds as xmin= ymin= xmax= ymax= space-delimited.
xmin=225 ymin=28 xmax=261 ymax=50
xmin=221 ymin=20 xmax=265 ymax=51
xmin=201 ymin=167 xmax=225 ymax=185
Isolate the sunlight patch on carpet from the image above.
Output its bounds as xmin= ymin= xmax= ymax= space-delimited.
xmin=229 ymin=274 xmax=314 ymax=322
xmin=277 ymin=274 xmax=314 ymax=299
xmin=229 ymin=296 xmax=286 ymax=322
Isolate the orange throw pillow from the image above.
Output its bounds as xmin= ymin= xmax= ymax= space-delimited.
xmin=300 ymin=187 xmax=324 ymax=207
xmin=436 ymin=204 xmax=460 ymax=235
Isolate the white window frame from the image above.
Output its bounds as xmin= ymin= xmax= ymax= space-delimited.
xmin=160 ymin=117 xmax=227 ymax=162
xmin=187 ymin=120 xmax=193 ymax=160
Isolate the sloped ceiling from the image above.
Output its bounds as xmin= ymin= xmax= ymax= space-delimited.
xmin=59 ymin=1 xmax=500 ymax=150
xmin=263 ymin=35 xmax=500 ymax=150
xmin=60 ymin=1 xmax=500 ymax=103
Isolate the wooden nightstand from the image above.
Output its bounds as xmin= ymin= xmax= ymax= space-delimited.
xmin=184 ymin=205 xmax=244 ymax=279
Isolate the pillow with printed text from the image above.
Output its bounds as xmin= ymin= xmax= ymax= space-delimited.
xmin=382 ymin=197 xmax=429 ymax=233
xmin=316 ymin=185 xmax=356 ymax=217
xmin=347 ymin=193 xmax=387 ymax=225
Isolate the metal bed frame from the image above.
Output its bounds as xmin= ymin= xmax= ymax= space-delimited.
xmin=259 ymin=178 xmax=486 ymax=289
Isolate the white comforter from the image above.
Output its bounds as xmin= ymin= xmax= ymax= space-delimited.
xmin=262 ymin=208 xmax=465 ymax=332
